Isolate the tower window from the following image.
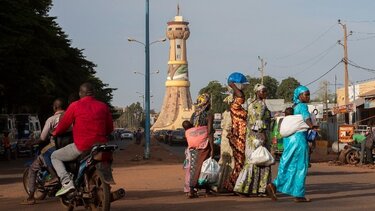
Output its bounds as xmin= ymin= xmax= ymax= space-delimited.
xmin=177 ymin=44 xmax=181 ymax=49
xmin=176 ymin=28 xmax=183 ymax=30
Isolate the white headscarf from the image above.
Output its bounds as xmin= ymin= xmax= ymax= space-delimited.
xmin=254 ymin=83 xmax=266 ymax=93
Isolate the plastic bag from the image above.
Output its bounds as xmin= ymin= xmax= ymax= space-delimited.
xmin=198 ymin=158 xmax=220 ymax=186
xmin=249 ymin=146 xmax=275 ymax=166
xmin=279 ymin=114 xmax=309 ymax=137
xmin=307 ymin=129 xmax=318 ymax=142
xmin=227 ymin=72 xmax=249 ymax=90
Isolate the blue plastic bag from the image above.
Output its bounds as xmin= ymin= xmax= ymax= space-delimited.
xmin=307 ymin=130 xmax=318 ymax=142
xmin=227 ymin=72 xmax=248 ymax=85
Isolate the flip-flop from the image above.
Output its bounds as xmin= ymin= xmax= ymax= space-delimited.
xmin=20 ymin=198 xmax=36 ymax=205
xmin=294 ymin=197 xmax=312 ymax=203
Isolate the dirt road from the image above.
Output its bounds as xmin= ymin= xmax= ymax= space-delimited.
xmin=1 ymin=139 xmax=375 ymax=210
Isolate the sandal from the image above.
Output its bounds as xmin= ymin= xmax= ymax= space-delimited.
xmin=20 ymin=198 xmax=36 ymax=205
xmin=235 ymin=192 xmax=249 ymax=198
xmin=266 ymin=183 xmax=277 ymax=201
xmin=294 ymin=197 xmax=312 ymax=203
xmin=187 ymin=191 xmax=199 ymax=199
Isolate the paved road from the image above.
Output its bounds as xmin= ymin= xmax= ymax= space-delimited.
xmin=1 ymin=140 xmax=375 ymax=210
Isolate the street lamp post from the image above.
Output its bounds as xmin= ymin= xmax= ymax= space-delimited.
xmin=128 ymin=0 xmax=165 ymax=159
xmin=136 ymin=91 xmax=154 ymax=110
xmin=134 ymin=70 xmax=160 ymax=76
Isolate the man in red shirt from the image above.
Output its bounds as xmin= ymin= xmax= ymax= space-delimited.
xmin=51 ymin=82 xmax=114 ymax=196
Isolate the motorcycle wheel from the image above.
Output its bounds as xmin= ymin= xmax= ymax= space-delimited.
xmin=60 ymin=197 xmax=74 ymax=211
xmin=22 ymin=168 xmax=47 ymax=200
xmin=346 ymin=149 xmax=360 ymax=165
xmin=89 ymin=170 xmax=111 ymax=211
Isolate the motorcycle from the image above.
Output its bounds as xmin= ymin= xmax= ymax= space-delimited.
xmin=339 ymin=141 xmax=375 ymax=165
xmin=59 ymin=144 xmax=125 ymax=211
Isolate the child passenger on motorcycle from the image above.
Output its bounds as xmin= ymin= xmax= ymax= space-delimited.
xmin=21 ymin=98 xmax=66 ymax=205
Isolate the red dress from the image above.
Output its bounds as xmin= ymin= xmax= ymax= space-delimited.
xmin=224 ymin=95 xmax=247 ymax=191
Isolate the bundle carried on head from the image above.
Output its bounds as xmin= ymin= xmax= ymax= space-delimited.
xmin=227 ymin=72 xmax=249 ymax=90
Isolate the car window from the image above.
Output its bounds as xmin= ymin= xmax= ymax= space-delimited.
xmin=172 ymin=131 xmax=184 ymax=135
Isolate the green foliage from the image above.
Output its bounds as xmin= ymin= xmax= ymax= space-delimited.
xmin=198 ymin=81 xmax=227 ymax=114
xmin=276 ymin=77 xmax=300 ymax=102
xmin=242 ymin=75 xmax=279 ymax=100
xmin=263 ymin=76 xmax=279 ymax=99
xmin=311 ymin=80 xmax=335 ymax=103
xmin=115 ymin=102 xmax=144 ymax=129
xmin=0 ymin=0 xmax=114 ymax=121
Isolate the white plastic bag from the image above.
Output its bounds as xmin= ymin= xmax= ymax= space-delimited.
xmin=279 ymin=114 xmax=309 ymax=137
xmin=249 ymin=146 xmax=275 ymax=166
xmin=198 ymin=158 xmax=220 ymax=186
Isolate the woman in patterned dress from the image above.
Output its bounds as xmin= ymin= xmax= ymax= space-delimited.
xmin=213 ymin=96 xmax=233 ymax=192
xmin=234 ymin=84 xmax=272 ymax=197
xmin=187 ymin=93 xmax=214 ymax=198
xmin=224 ymin=82 xmax=247 ymax=192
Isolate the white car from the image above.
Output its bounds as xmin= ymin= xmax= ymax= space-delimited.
xmin=120 ymin=131 xmax=134 ymax=140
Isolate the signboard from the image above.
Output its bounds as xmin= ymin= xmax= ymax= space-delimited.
xmin=364 ymin=97 xmax=375 ymax=109
xmin=332 ymin=104 xmax=354 ymax=115
xmin=338 ymin=125 xmax=354 ymax=143
xmin=308 ymin=104 xmax=323 ymax=119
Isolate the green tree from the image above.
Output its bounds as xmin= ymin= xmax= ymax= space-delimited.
xmin=199 ymin=81 xmax=227 ymax=114
xmin=116 ymin=102 xmax=143 ymax=129
xmin=276 ymin=77 xmax=300 ymax=102
xmin=311 ymin=80 xmax=336 ymax=103
xmin=0 ymin=0 xmax=115 ymax=122
xmin=242 ymin=76 xmax=279 ymax=100
xmin=263 ymin=76 xmax=279 ymax=99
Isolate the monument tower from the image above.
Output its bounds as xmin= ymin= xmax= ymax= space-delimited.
xmin=151 ymin=7 xmax=193 ymax=131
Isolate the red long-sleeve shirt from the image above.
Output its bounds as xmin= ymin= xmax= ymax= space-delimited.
xmin=53 ymin=96 xmax=114 ymax=151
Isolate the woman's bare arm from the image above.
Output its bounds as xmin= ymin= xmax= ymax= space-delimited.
xmin=229 ymin=82 xmax=244 ymax=98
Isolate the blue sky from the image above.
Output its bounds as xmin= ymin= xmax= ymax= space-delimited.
xmin=50 ymin=0 xmax=375 ymax=111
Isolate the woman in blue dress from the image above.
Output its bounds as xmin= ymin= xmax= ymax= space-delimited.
xmin=267 ymin=85 xmax=314 ymax=202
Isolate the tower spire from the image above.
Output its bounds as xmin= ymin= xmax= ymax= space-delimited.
xmin=177 ymin=3 xmax=180 ymax=16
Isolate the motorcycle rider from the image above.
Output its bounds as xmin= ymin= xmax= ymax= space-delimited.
xmin=364 ymin=126 xmax=375 ymax=164
xmin=51 ymin=82 xmax=114 ymax=196
xmin=21 ymin=98 xmax=66 ymax=205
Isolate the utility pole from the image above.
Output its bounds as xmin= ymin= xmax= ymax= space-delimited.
xmin=334 ymin=75 xmax=337 ymax=104
xmin=144 ymin=0 xmax=151 ymax=159
xmin=325 ymin=81 xmax=328 ymax=121
xmin=258 ymin=56 xmax=267 ymax=84
xmin=338 ymin=20 xmax=350 ymax=106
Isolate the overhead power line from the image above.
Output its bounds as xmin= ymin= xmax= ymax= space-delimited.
xmin=270 ymin=42 xmax=338 ymax=69
xmin=347 ymin=60 xmax=375 ymax=73
xmin=344 ymin=20 xmax=375 ymax=23
xmin=353 ymin=31 xmax=375 ymax=35
xmin=275 ymin=23 xmax=337 ymax=60
xmin=348 ymin=35 xmax=375 ymax=41
xmin=305 ymin=60 xmax=342 ymax=86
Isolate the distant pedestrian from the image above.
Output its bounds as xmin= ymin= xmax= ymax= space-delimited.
xmin=135 ymin=128 xmax=142 ymax=145
xmin=268 ymin=85 xmax=314 ymax=202
xmin=1 ymin=131 xmax=11 ymax=160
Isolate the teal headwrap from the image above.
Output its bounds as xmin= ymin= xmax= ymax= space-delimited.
xmin=293 ymin=85 xmax=309 ymax=104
